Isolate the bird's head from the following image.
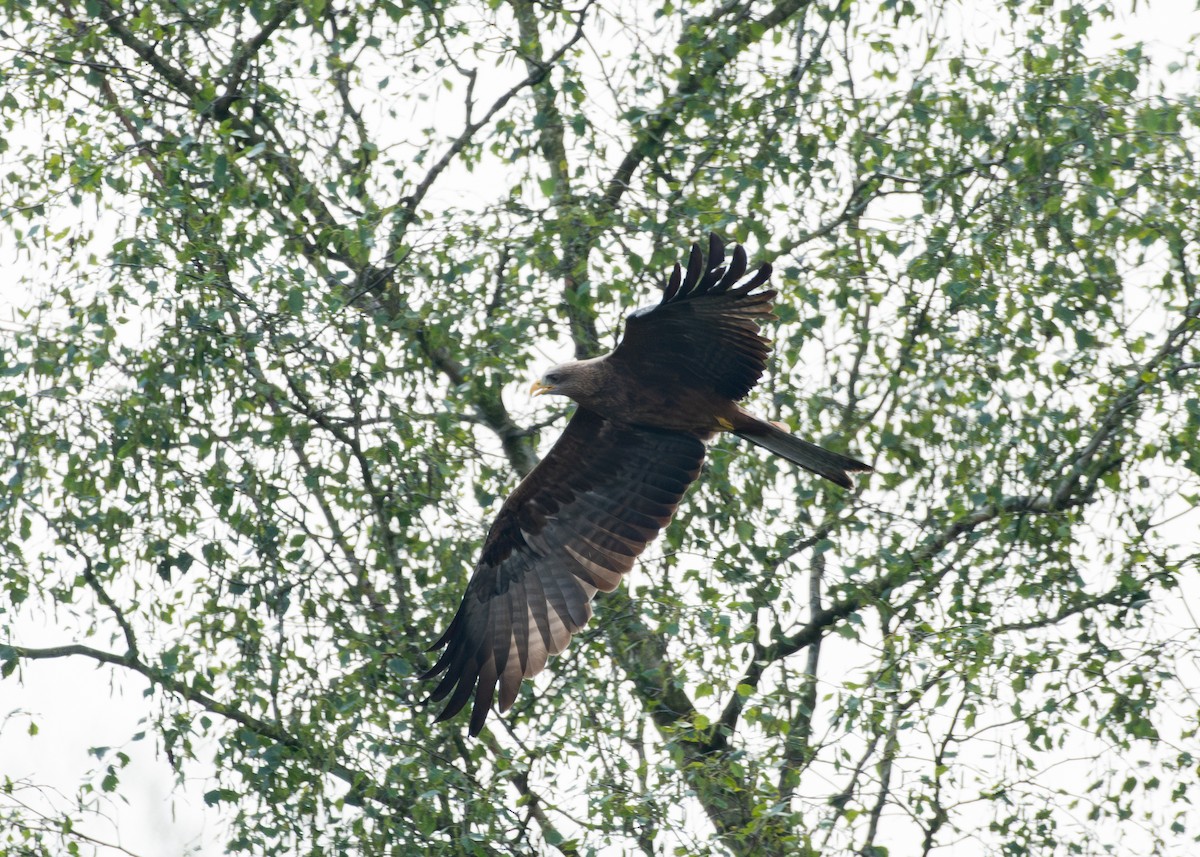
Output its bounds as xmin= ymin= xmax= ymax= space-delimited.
xmin=530 ymin=359 xmax=602 ymax=401
xmin=530 ymin=364 xmax=574 ymax=398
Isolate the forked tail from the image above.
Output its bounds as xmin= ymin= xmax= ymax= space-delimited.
xmin=734 ymin=418 xmax=872 ymax=488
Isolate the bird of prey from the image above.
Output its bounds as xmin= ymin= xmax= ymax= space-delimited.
xmin=422 ymin=234 xmax=872 ymax=735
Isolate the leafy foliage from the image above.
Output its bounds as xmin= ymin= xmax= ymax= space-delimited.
xmin=1 ymin=0 xmax=1198 ymax=854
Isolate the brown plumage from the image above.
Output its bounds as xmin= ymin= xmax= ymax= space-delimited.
xmin=421 ymin=234 xmax=872 ymax=735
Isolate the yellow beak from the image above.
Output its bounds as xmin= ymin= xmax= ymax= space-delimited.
xmin=530 ymin=380 xmax=554 ymax=397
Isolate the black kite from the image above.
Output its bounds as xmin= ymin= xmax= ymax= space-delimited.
xmin=422 ymin=235 xmax=872 ymax=735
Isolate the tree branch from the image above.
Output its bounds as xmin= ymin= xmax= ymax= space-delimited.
xmin=217 ymin=0 xmax=301 ymax=112
xmin=414 ymin=327 xmax=540 ymax=478
xmin=1 ymin=642 xmax=503 ymax=850
xmin=479 ymin=732 xmax=580 ymax=857
xmin=1050 ymin=307 xmax=1199 ymax=507
xmin=858 ymin=626 xmax=902 ymax=856
xmin=509 ymin=0 xmax=599 ymax=355
xmin=723 ymin=494 xmax=1075 ymax=727
xmin=778 ymin=550 xmax=824 ymax=796
xmin=595 ymin=0 xmax=813 ymax=218
xmin=385 ymin=5 xmax=593 ymax=261
xmin=600 ymin=586 xmax=759 ymax=844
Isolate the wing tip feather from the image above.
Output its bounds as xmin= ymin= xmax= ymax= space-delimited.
xmin=659 ymin=235 xmax=772 ymax=305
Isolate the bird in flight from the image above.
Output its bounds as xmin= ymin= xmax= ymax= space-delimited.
xmin=422 ymin=234 xmax=872 ymax=735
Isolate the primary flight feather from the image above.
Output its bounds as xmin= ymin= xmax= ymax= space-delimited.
xmin=422 ymin=234 xmax=872 ymax=735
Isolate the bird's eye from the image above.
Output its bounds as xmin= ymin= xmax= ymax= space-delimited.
xmin=546 ymin=372 xmax=561 ymax=383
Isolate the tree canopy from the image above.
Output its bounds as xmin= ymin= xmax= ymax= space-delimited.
xmin=1 ymin=0 xmax=1198 ymax=855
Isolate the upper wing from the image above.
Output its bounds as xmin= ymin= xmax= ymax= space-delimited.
xmin=609 ymin=234 xmax=776 ymax=401
xmin=422 ymin=407 xmax=706 ymax=735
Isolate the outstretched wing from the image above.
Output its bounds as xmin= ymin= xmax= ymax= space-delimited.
xmin=610 ymin=234 xmax=776 ymax=401
xmin=422 ymin=408 xmax=706 ymax=735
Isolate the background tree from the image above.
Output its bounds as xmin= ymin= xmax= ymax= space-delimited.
xmin=2 ymin=0 xmax=1198 ymax=855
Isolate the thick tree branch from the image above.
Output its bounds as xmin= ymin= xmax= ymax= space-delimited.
xmin=85 ymin=0 xmax=362 ymax=277
xmin=88 ymin=0 xmax=201 ymax=101
xmin=541 ymin=0 xmax=817 ymax=362
xmin=601 ymin=586 xmax=760 ymax=845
